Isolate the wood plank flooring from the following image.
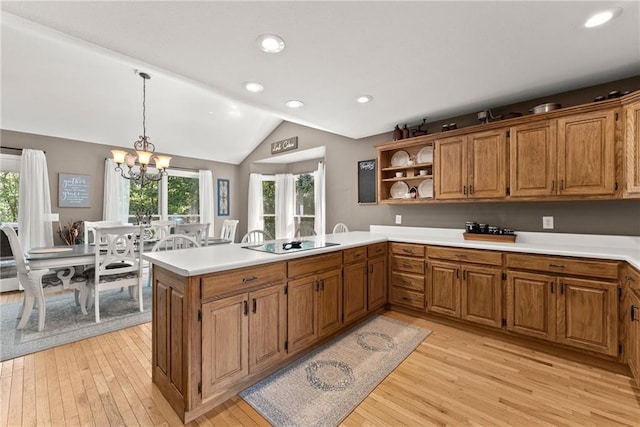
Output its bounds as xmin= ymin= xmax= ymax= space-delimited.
xmin=1 ymin=292 xmax=639 ymax=426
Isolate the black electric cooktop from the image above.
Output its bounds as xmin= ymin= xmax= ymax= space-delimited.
xmin=243 ymin=239 xmax=340 ymax=255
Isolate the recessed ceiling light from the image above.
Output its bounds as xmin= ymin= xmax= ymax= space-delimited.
xmin=585 ymin=8 xmax=622 ymax=28
xmin=256 ymin=34 xmax=285 ymax=53
xmin=243 ymin=81 xmax=264 ymax=93
xmin=285 ymin=100 xmax=304 ymax=109
xmin=357 ymin=95 xmax=373 ymax=104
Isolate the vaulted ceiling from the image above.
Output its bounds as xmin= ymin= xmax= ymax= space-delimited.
xmin=2 ymin=1 xmax=639 ymax=165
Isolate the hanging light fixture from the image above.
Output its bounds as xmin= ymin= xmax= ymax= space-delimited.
xmin=111 ymin=72 xmax=171 ymax=187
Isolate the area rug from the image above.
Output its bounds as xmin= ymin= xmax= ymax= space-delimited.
xmin=240 ymin=315 xmax=431 ymax=427
xmin=0 ymin=286 xmax=152 ymax=361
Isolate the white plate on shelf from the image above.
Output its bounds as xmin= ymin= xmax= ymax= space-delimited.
xmin=390 ymin=181 xmax=409 ymax=199
xmin=418 ymin=178 xmax=433 ymax=198
xmin=390 ymin=150 xmax=410 ymax=167
xmin=417 ymin=146 xmax=433 ymax=164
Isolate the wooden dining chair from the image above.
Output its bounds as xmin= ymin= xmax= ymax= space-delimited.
xmin=220 ymin=219 xmax=239 ymax=243
xmin=332 ymin=223 xmax=349 ymax=233
xmin=241 ymin=229 xmax=273 ymax=244
xmin=151 ymin=234 xmax=200 ymax=252
xmin=1 ymin=225 xmax=54 ymax=331
xmin=175 ymin=223 xmax=210 ymax=246
xmin=84 ymin=225 xmax=144 ymax=323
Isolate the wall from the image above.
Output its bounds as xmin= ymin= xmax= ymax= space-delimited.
xmin=0 ymin=130 xmax=240 ymax=243
xmin=239 ymin=77 xmax=640 ymax=237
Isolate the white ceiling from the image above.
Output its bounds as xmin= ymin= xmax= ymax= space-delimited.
xmin=1 ymin=1 xmax=639 ymax=165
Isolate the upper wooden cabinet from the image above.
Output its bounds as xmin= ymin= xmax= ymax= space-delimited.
xmin=509 ymin=120 xmax=557 ymax=197
xmin=434 ymin=129 xmax=507 ymax=200
xmin=623 ymin=96 xmax=640 ymax=197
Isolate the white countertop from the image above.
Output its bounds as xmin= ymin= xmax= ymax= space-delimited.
xmin=143 ymin=227 xmax=640 ymax=277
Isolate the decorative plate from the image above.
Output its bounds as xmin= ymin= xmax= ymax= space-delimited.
xmin=390 ymin=150 xmax=410 ymax=167
xmin=418 ymin=178 xmax=434 ymax=198
xmin=390 ymin=181 xmax=409 ymax=199
xmin=417 ymin=146 xmax=433 ymax=164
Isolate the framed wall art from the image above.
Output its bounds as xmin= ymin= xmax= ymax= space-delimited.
xmin=217 ymin=178 xmax=230 ymax=216
xmin=59 ymin=173 xmax=91 ymax=207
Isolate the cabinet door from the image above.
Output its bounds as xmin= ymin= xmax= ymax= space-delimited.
xmin=343 ymin=262 xmax=367 ymax=325
xmin=427 ymin=261 xmax=461 ymax=318
xmin=435 ymin=135 xmax=467 ymax=199
xmin=556 ymin=277 xmax=618 ymax=356
xmin=510 ymin=120 xmax=557 ymax=197
xmin=317 ymin=268 xmax=343 ymax=337
xmin=368 ymin=255 xmax=387 ymax=311
xmin=468 ymin=129 xmax=507 ymax=199
xmin=287 ymin=276 xmax=317 ymax=354
xmin=461 ymin=265 xmax=502 ymax=328
xmin=624 ymin=101 xmax=640 ymax=197
xmin=249 ymin=285 xmax=286 ymax=374
xmin=506 ymin=271 xmax=556 ymax=341
xmin=629 ymin=292 xmax=640 ymax=386
xmin=557 ymin=110 xmax=616 ymax=196
xmin=201 ymin=294 xmax=248 ymax=398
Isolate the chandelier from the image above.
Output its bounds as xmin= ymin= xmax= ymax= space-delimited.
xmin=111 ymin=72 xmax=171 ymax=187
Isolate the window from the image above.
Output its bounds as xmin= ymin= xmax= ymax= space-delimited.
xmin=262 ymin=177 xmax=275 ymax=238
xmin=260 ymin=173 xmax=315 ymax=238
xmin=127 ymin=168 xmax=200 ymax=224
xmin=0 ymin=154 xmax=21 ymax=224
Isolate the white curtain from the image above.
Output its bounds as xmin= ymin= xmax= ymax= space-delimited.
xmin=199 ymin=170 xmax=215 ymax=237
xmin=275 ymin=173 xmax=295 ymax=239
xmin=247 ymin=173 xmax=264 ymax=231
xmin=103 ymin=158 xmax=130 ymax=223
xmin=18 ymin=149 xmax=53 ymax=251
xmin=314 ymin=161 xmax=326 ymax=236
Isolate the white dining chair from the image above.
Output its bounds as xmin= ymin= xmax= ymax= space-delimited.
xmin=1 ymin=225 xmax=54 ymax=331
xmin=83 ymin=220 xmax=124 ymax=246
xmin=175 ymin=223 xmax=210 ymax=246
xmin=241 ymin=229 xmax=273 ymax=244
xmin=220 ymin=219 xmax=239 ymax=243
xmin=151 ymin=234 xmax=200 ymax=252
xmin=150 ymin=220 xmax=177 ymax=240
xmin=84 ymin=225 xmax=144 ymax=323
xmin=332 ymin=223 xmax=349 ymax=234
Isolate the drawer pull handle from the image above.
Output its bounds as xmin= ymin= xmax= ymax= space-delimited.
xmin=402 ymin=280 xmax=412 ymax=285
xmin=559 ymin=180 xmax=564 ymax=190
xmin=355 ymin=253 xmax=362 ymax=257
xmin=550 ymin=282 xmax=554 ymax=293
xmin=549 ymin=264 xmax=565 ymax=268
xmin=402 ymin=263 xmax=412 ymax=268
xmin=402 ymin=296 xmax=410 ymax=301
xmin=469 ymin=185 xmax=474 ymax=194
xmin=632 ymin=306 xmax=639 ymax=322
xmin=627 ymin=275 xmax=636 ymax=282
xmin=243 ymin=300 xmax=248 ymax=316
xmin=252 ymin=298 xmax=257 ymax=314
xmin=551 ymin=180 xmax=555 ymax=192
xmin=402 ymin=248 xmax=413 ymax=254
xmin=242 ymin=276 xmax=258 ymax=283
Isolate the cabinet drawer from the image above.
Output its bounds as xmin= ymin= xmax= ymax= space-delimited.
xmin=391 ymin=272 xmax=424 ymax=292
xmin=287 ymin=252 xmax=343 ymax=278
xmin=506 ymin=253 xmax=618 ymax=280
xmin=428 ymin=246 xmax=502 ymax=266
xmin=390 ymin=287 xmax=425 ymax=309
xmin=202 ymin=262 xmax=285 ymax=301
xmin=390 ymin=242 xmax=425 ymax=258
xmin=344 ymin=246 xmax=367 ymax=264
xmin=391 ymin=255 xmax=425 ymax=274
xmin=368 ymin=242 xmax=387 ymax=258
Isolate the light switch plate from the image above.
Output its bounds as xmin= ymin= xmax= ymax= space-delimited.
xmin=542 ymin=216 xmax=554 ymax=229
xmin=395 ymin=215 xmax=402 ymax=225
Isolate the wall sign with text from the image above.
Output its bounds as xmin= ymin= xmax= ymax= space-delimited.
xmin=59 ymin=173 xmax=91 ymax=207
xmin=271 ymin=136 xmax=298 ymax=155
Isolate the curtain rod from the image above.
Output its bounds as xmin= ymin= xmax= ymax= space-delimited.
xmin=1 ymin=146 xmax=46 ymax=154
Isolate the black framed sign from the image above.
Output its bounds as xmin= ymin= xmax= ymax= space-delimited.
xmin=357 ymin=159 xmax=377 ymax=204
xmin=217 ymin=178 xmax=230 ymax=216
xmin=58 ymin=173 xmax=91 ymax=207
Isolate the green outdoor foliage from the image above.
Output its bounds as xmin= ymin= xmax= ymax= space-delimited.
xmin=128 ymin=175 xmax=199 ymax=223
xmin=0 ymin=171 xmax=19 ymax=222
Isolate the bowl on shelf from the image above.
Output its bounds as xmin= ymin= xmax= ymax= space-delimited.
xmin=395 ymin=172 xmax=404 ymax=178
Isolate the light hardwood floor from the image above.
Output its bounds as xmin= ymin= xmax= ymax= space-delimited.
xmin=1 ymin=292 xmax=639 ymax=426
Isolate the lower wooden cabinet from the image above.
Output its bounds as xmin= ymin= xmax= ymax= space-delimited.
xmin=628 ymin=290 xmax=640 ymax=386
xmin=343 ymin=261 xmax=367 ymax=325
xmin=507 ymin=271 xmax=619 ymax=356
xmin=427 ymin=261 xmax=460 ymax=317
xmin=317 ymin=268 xmax=343 ymax=337
xmin=367 ymin=255 xmax=387 ymax=310
xmin=201 ymin=285 xmax=287 ymax=399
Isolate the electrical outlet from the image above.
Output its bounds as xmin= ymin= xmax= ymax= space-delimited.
xmin=542 ymin=216 xmax=554 ymax=229
xmin=395 ymin=215 xmax=402 ymax=225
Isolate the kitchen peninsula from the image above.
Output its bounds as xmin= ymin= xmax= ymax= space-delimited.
xmin=143 ymin=228 xmax=640 ymax=422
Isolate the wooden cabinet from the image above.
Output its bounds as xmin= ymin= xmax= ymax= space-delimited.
xmin=434 ymin=129 xmax=507 ymax=200
xmin=427 ymin=246 xmax=503 ymax=328
xmin=367 ymin=249 xmax=387 ymax=311
xmin=287 ymin=253 xmax=343 ymax=354
xmin=343 ymin=260 xmax=367 ymax=325
xmin=201 ymin=285 xmax=287 ymax=399
xmin=506 ymin=254 xmax=619 ymax=356
xmin=623 ymin=97 xmax=640 ymax=197
xmin=510 ymin=109 xmax=617 ymax=198
xmin=628 ymin=290 xmax=640 ymax=386
xmin=389 ymin=243 xmax=425 ymax=309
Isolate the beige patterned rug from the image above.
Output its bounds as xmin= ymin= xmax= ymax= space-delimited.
xmin=240 ymin=315 xmax=431 ymax=426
